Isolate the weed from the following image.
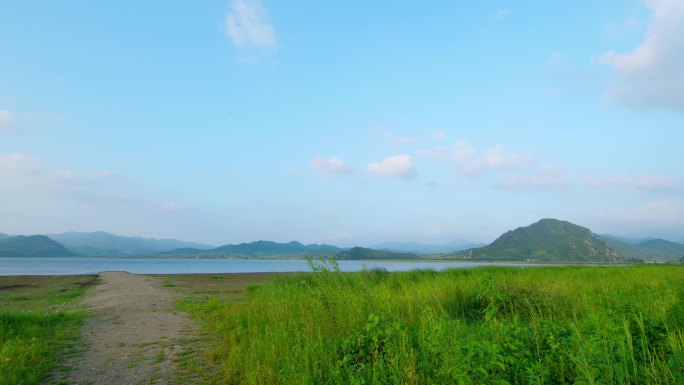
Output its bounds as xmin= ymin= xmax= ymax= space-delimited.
xmin=0 ymin=275 xmax=96 ymax=385
xmin=179 ymin=265 xmax=684 ymax=384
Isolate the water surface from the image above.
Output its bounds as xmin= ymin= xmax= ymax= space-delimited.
xmin=0 ymin=257 xmax=554 ymax=275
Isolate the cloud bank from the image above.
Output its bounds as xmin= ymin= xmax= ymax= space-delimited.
xmin=367 ymin=155 xmax=416 ymax=179
xmin=585 ymin=174 xmax=675 ymax=194
xmin=310 ymin=156 xmax=351 ymax=176
xmin=226 ymin=0 xmax=277 ymax=49
xmin=601 ymin=0 xmax=684 ymax=111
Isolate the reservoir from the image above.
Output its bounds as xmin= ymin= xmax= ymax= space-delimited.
xmin=0 ymin=257 xmax=553 ymax=276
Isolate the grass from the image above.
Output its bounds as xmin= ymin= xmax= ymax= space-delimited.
xmin=155 ymin=273 xmax=282 ymax=383
xmin=0 ymin=275 xmax=97 ymax=385
xmin=176 ymin=260 xmax=684 ymax=385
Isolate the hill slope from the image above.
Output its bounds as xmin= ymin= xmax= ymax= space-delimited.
xmin=336 ymin=247 xmax=419 ymax=260
xmin=370 ymin=240 xmax=484 ymax=254
xmin=464 ymin=219 xmax=618 ymax=262
xmin=49 ymin=231 xmax=214 ymax=256
xmin=638 ymin=239 xmax=684 ymax=261
xmin=165 ymin=240 xmax=343 ymax=258
xmin=598 ymin=236 xmax=684 ymax=262
xmin=0 ymin=235 xmax=76 ymax=257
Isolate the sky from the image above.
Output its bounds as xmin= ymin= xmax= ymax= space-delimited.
xmin=1 ymin=0 xmax=683 ymax=246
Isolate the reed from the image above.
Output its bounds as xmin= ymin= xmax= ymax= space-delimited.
xmin=181 ymin=262 xmax=684 ymax=384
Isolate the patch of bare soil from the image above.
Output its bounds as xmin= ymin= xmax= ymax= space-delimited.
xmin=50 ymin=272 xmax=196 ymax=385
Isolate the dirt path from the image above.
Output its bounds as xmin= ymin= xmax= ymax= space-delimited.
xmin=51 ymin=272 xmax=196 ymax=385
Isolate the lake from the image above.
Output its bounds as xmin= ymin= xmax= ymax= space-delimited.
xmin=0 ymin=257 xmax=553 ymax=276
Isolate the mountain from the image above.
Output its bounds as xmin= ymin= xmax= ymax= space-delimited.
xmin=370 ymin=240 xmax=485 ymax=254
xmin=336 ymin=247 xmax=419 ymax=260
xmin=164 ymin=240 xmax=343 ymax=258
xmin=48 ymin=231 xmax=214 ymax=256
xmin=598 ymin=236 xmax=658 ymax=261
xmin=0 ymin=235 xmax=76 ymax=257
xmin=460 ymin=219 xmax=618 ymax=262
xmin=598 ymin=236 xmax=684 ymax=262
xmin=599 ymin=234 xmax=655 ymax=246
xmin=0 ymin=233 xmax=11 ymax=240
xmin=637 ymin=239 xmax=684 ymax=260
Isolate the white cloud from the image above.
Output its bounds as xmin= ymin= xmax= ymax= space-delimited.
xmin=0 ymin=109 xmax=16 ymax=127
xmin=0 ymin=153 xmax=99 ymax=192
xmin=585 ymin=174 xmax=675 ymax=193
xmin=226 ymin=0 xmax=277 ymax=49
xmin=432 ymin=130 xmax=446 ymax=140
xmin=379 ymin=130 xmax=415 ymax=146
xmin=600 ymin=0 xmax=684 ymax=111
xmin=462 ymin=145 xmax=532 ymax=175
xmin=0 ymin=109 xmax=45 ymax=135
xmin=418 ymin=139 xmax=476 ymax=162
xmin=0 ymin=153 xmax=184 ymax=219
xmin=600 ymin=200 xmax=684 ymax=225
xmin=605 ymin=17 xmax=643 ymax=36
xmin=495 ymin=166 xmax=569 ymax=190
xmin=310 ymin=156 xmax=351 ymax=176
xmin=367 ymin=155 xmax=416 ymax=179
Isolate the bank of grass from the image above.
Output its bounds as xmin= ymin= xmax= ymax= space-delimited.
xmin=0 ymin=275 xmax=97 ymax=385
xmin=179 ymin=262 xmax=684 ymax=384
xmin=155 ymin=272 xmax=283 ymax=383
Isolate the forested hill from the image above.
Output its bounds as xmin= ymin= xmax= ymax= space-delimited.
xmin=0 ymin=235 xmax=76 ymax=257
xmin=459 ymin=219 xmax=619 ymax=262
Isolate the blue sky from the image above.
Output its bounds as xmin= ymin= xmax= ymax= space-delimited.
xmin=1 ymin=0 xmax=683 ymax=246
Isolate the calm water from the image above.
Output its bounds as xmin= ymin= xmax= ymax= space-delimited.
xmin=0 ymin=257 xmax=551 ymax=276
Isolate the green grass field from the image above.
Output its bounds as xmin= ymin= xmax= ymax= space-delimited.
xmin=177 ymin=261 xmax=684 ymax=384
xmin=0 ymin=275 xmax=97 ymax=385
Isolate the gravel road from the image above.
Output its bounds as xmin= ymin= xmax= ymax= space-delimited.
xmin=51 ymin=271 xmax=195 ymax=385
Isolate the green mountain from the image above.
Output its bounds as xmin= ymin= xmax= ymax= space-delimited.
xmin=598 ymin=236 xmax=658 ymax=261
xmin=48 ymin=231 xmax=214 ymax=256
xmin=0 ymin=235 xmax=76 ymax=257
xmin=599 ymin=234 xmax=654 ymax=246
xmin=638 ymin=239 xmax=684 ymax=261
xmin=598 ymin=236 xmax=684 ymax=262
xmin=370 ymin=240 xmax=485 ymax=254
xmin=165 ymin=240 xmax=343 ymax=258
xmin=336 ymin=247 xmax=419 ymax=260
xmin=462 ymin=219 xmax=618 ymax=262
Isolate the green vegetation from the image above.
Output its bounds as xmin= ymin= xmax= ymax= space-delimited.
xmin=0 ymin=275 xmax=97 ymax=384
xmin=156 ymin=273 xmax=281 ymax=383
xmin=600 ymin=236 xmax=684 ymax=263
xmin=453 ymin=218 xmax=619 ymax=262
xmin=163 ymin=240 xmax=342 ymax=258
xmin=0 ymin=235 xmax=76 ymax=258
xmin=336 ymin=247 xmax=419 ymax=260
xmin=180 ymin=261 xmax=684 ymax=384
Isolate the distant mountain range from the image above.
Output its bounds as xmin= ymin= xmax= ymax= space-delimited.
xmin=163 ymin=240 xmax=342 ymax=258
xmin=48 ymin=231 xmax=214 ymax=256
xmin=0 ymin=235 xmax=75 ymax=257
xmin=0 ymin=222 xmax=682 ymax=262
xmin=337 ymin=247 xmax=418 ymax=260
xmin=370 ymin=240 xmax=485 ymax=254
xmin=599 ymin=235 xmax=684 ymax=262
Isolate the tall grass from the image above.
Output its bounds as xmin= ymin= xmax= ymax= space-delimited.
xmin=182 ymin=261 xmax=684 ymax=384
xmin=0 ymin=275 xmax=95 ymax=385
